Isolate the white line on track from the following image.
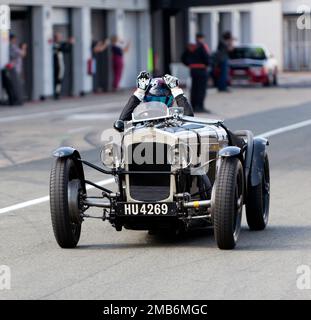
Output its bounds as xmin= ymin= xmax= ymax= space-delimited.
xmin=256 ymin=118 xmax=311 ymax=138
xmin=1 ymin=118 xmax=311 ymax=215
xmin=0 ymin=102 xmax=119 ymax=124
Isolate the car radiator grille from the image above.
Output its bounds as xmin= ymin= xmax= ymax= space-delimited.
xmin=127 ymin=143 xmax=171 ymax=202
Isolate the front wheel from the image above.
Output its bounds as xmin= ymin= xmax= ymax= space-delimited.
xmin=212 ymin=157 xmax=244 ymax=250
xmin=50 ymin=157 xmax=84 ymax=248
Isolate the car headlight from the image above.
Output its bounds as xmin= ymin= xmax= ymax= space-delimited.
xmin=100 ymin=143 xmax=121 ymax=169
xmin=168 ymin=143 xmax=192 ymax=170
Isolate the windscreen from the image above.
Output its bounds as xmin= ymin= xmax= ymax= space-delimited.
xmin=230 ymin=47 xmax=267 ymax=60
xmin=132 ymin=102 xmax=170 ymax=122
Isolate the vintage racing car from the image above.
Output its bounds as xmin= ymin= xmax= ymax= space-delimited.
xmin=49 ymin=102 xmax=270 ymax=250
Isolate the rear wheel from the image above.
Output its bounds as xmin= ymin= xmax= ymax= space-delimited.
xmin=213 ymin=157 xmax=244 ymax=250
xmin=246 ymin=153 xmax=270 ymax=230
xmin=50 ymin=158 xmax=83 ymax=248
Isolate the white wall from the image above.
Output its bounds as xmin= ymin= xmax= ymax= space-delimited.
xmin=0 ymin=31 xmax=9 ymax=69
xmin=251 ymin=1 xmax=283 ymax=69
xmin=32 ymin=6 xmax=53 ymax=99
xmin=191 ymin=1 xmax=283 ymax=69
xmin=240 ymin=12 xmax=251 ymax=44
xmin=0 ymin=31 xmax=9 ymax=99
xmin=120 ymin=11 xmax=139 ymax=88
xmin=282 ymin=0 xmax=311 ymax=14
xmin=72 ymin=7 xmax=92 ymax=95
xmin=6 ymin=0 xmax=149 ymax=10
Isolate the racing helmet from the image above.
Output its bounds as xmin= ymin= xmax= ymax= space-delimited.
xmin=144 ymin=78 xmax=174 ymax=108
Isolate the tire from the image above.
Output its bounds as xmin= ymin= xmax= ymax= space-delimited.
xmin=50 ymin=158 xmax=83 ymax=248
xmin=213 ymin=157 xmax=244 ymax=250
xmin=273 ymin=72 xmax=278 ymax=86
xmin=246 ymin=153 xmax=270 ymax=231
xmin=263 ymin=74 xmax=272 ymax=87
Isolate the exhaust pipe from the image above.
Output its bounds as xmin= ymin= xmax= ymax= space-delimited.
xmin=183 ymin=200 xmax=211 ymax=209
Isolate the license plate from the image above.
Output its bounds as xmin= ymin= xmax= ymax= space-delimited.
xmin=232 ymin=79 xmax=249 ymax=85
xmin=117 ymin=203 xmax=177 ymax=216
xmin=233 ymin=69 xmax=247 ymax=75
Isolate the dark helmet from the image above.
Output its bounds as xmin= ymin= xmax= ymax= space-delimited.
xmin=144 ymin=78 xmax=174 ymax=108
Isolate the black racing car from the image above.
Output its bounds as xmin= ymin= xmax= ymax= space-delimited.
xmin=49 ymin=102 xmax=270 ymax=250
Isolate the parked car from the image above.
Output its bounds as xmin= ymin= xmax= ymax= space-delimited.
xmin=229 ymin=44 xmax=278 ymax=86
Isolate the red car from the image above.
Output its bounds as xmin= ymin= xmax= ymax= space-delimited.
xmin=229 ymin=45 xmax=278 ymax=86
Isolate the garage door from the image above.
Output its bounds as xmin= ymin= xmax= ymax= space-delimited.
xmin=10 ymin=6 xmax=33 ymax=101
xmin=52 ymin=8 xmax=73 ymax=97
xmin=284 ymin=15 xmax=311 ymax=71
xmin=91 ymin=10 xmax=109 ymax=92
xmin=120 ymin=12 xmax=140 ymax=88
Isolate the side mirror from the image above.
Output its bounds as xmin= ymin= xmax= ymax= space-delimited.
xmin=114 ymin=120 xmax=124 ymax=132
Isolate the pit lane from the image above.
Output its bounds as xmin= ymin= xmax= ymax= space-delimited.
xmin=0 ymin=82 xmax=311 ymax=299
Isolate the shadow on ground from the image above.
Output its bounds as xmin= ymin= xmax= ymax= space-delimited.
xmin=76 ymin=224 xmax=311 ymax=252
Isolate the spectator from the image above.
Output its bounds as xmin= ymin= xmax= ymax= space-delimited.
xmin=53 ymin=32 xmax=75 ymax=99
xmin=111 ymin=35 xmax=130 ymax=90
xmin=9 ymin=34 xmax=27 ymax=77
xmin=5 ymin=34 xmax=27 ymax=105
xmin=92 ymin=38 xmax=110 ymax=55
xmin=181 ymin=33 xmax=210 ymax=113
xmin=215 ymin=31 xmax=235 ymax=92
xmin=91 ymin=38 xmax=110 ymax=92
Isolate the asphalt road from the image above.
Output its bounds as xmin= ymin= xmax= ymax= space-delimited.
xmin=0 ymin=79 xmax=311 ymax=300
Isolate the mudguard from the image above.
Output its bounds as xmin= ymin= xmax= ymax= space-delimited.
xmin=250 ymin=137 xmax=269 ymax=187
xmin=219 ymin=146 xmax=241 ymax=158
xmin=53 ymin=146 xmax=79 ymax=158
xmin=52 ymin=147 xmax=86 ymax=192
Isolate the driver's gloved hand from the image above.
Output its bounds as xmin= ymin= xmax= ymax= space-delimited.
xmin=163 ymin=74 xmax=184 ymax=98
xmin=134 ymin=71 xmax=151 ymax=101
xmin=137 ymin=71 xmax=151 ymax=90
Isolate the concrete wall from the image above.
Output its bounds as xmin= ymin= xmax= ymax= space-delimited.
xmin=282 ymin=0 xmax=311 ymax=14
xmin=0 ymin=31 xmax=10 ymax=100
xmin=32 ymin=6 xmax=53 ymax=99
xmin=2 ymin=0 xmax=150 ymax=100
xmin=72 ymin=7 xmax=92 ymax=95
xmin=5 ymin=0 xmax=148 ymax=10
xmin=251 ymin=1 xmax=283 ymax=69
xmin=190 ymin=1 xmax=283 ymax=69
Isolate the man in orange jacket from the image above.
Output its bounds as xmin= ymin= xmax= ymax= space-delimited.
xmin=182 ymin=33 xmax=210 ymax=113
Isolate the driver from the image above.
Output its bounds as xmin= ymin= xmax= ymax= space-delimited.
xmin=118 ymin=71 xmax=244 ymax=149
xmin=119 ymin=71 xmax=194 ymax=121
